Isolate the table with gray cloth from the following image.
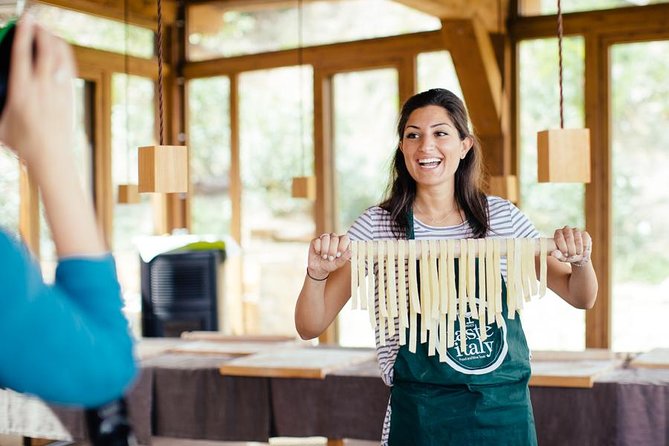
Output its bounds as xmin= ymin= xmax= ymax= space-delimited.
xmin=261 ymin=359 xmax=668 ymax=446
xmin=142 ymin=353 xmax=271 ymax=442
xmin=4 ymin=345 xmax=666 ymax=446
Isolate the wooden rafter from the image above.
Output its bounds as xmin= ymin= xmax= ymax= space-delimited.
xmin=37 ymin=0 xmax=175 ymax=28
xmin=188 ymin=0 xmax=509 ymax=32
xmin=380 ymin=0 xmax=508 ymax=31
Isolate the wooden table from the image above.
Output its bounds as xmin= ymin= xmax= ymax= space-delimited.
xmin=3 ymin=341 xmax=668 ymax=446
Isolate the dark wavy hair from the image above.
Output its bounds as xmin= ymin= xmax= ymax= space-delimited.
xmin=379 ymin=88 xmax=489 ymax=239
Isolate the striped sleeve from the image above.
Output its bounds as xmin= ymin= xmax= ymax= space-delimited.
xmin=508 ymin=201 xmax=540 ymax=238
xmin=347 ymin=207 xmax=376 ymax=241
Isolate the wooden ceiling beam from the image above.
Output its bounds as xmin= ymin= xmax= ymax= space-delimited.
xmin=184 ymin=30 xmax=443 ymax=77
xmin=511 ymin=3 xmax=669 ymax=39
xmin=38 ymin=0 xmax=176 ymax=28
xmin=440 ymin=18 xmax=501 ymax=135
xmin=395 ymin=0 xmax=509 ymax=31
xmin=73 ymin=45 xmax=164 ymax=78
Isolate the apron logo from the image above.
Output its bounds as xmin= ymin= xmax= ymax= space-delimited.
xmin=444 ymin=313 xmax=508 ymax=374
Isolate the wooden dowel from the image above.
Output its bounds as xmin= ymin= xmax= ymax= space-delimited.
xmin=355 ymin=238 xmax=557 ymax=258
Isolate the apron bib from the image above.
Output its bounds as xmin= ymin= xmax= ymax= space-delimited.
xmin=388 ymin=212 xmax=538 ymax=446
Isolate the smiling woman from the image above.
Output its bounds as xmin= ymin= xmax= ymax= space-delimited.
xmin=295 ymin=88 xmax=598 ymax=446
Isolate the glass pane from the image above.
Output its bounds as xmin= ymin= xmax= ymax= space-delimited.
xmin=334 ymin=68 xmax=399 ymax=347
xmin=239 ymin=66 xmax=314 ymax=336
xmin=112 ymin=73 xmax=155 ymax=332
xmin=519 ymin=0 xmax=669 ymax=16
xmin=611 ymin=41 xmax=669 ymax=352
xmin=417 ymin=51 xmax=463 ymax=98
xmin=40 ymin=79 xmax=94 ymax=282
xmin=188 ymin=0 xmax=440 ymax=60
xmin=30 ymin=4 xmax=154 ymax=58
xmin=517 ymin=37 xmax=586 ymax=350
xmin=0 ymin=150 xmax=19 ymax=234
xmin=188 ymin=77 xmax=232 ymax=236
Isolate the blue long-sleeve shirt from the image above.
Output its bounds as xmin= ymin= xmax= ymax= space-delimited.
xmin=0 ymin=229 xmax=137 ymax=407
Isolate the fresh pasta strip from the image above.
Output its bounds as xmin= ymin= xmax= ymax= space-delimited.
xmin=520 ymin=239 xmax=528 ymax=299
xmin=493 ymin=239 xmax=503 ymax=325
xmin=438 ymin=240 xmax=448 ymax=315
xmin=409 ymin=289 xmax=418 ymax=353
xmin=477 ymin=238 xmax=487 ymax=341
xmin=439 ymin=313 xmax=447 ymax=362
xmin=447 ymin=239 xmax=457 ymax=348
xmin=467 ymin=239 xmax=479 ymax=319
xmin=429 ymin=240 xmax=440 ymax=319
xmin=458 ymin=239 xmax=467 ymax=318
xmin=428 ymin=314 xmax=438 ymax=356
xmin=419 ymin=240 xmax=430 ymax=344
xmin=514 ymin=238 xmax=524 ymax=311
xmin=378 ymin=241 xmax=388 ymax=318
xmin=350 ymin=241 xmax=359 ymax=309
xmin=458 ymin=240 xmax=467 ymax=353
xmin=408 ymin=240 xmax=420 ymax=313
xmin=528 ymin=239 xmax=539 ymax=296
xmin=397 ymin=240 xmax=409 ymax=331
xmin=525 ymin=239 xmax=536 ymax=300
xmin=358 ymin=241 xmax=368 ymax=311
xmin=539 ymin=238 xmax=548 ymax=297
xmin=387 ymin=240 xmax=398 ymax=319
xmin=366 ymin=241 xmax=377 ymax=329
xmin=485 ymin=238 xmax=496 ymax=323
xmin=506 ymin=238 xmax=516 ymax=319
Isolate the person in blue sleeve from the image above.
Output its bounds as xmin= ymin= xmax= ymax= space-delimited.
xmin=0 ymin=16 xmax=137 ymax=408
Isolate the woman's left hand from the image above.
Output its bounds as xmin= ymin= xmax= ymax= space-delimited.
xmin=551 ymin=226 xmax=592 ymax=266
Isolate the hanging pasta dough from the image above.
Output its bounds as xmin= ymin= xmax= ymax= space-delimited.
xmin=353 ymin=238 xmax=555 ymax=358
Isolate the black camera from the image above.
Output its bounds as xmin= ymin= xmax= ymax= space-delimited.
xmin=0 ymin=19 xmax=17 ymax=118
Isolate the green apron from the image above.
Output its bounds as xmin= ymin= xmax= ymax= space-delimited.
xmin=387 ymin=214 xmax=538 ymax=446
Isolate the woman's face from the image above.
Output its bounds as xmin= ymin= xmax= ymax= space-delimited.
xmin=400 ymin=105 xmax=472 ymax=188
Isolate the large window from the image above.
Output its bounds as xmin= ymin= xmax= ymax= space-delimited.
xmin=112 ymin=73 xmax=155 ymax=332
xmin=610 ymin=40 xmax=669 ymax=352
xmin=239 ymin=66 xmax=314 ymax=336
xmin=333 ymin=68 xmax=399 ymax=347
xmin=517 ymin=37 xmax=586 ymax=350
xmin=417 ymin=51 xmax=462 ymax=97
xmin=187 ymin=0 xmax=440 ymax=60
xmin=519 ymin=0 xmax=669 ymax=16
xmin=188 ymin=77 xmax=232 ymax=236
xmin=31 ymin=4 xmax=154 ymax=58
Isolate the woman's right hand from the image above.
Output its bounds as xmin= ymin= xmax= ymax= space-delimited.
xmin=307 ymin=233 xmax=351 ymax=280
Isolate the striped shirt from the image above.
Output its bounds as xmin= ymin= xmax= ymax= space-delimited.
xmin=347 ymin=195 xmax=539 ymax=444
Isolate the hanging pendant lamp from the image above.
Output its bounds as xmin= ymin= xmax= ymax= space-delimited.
xmin=290 ymin=0 xmax=315 ymax=200
xmin=537 ymin=0 xmax=590 ymax=183
xmin=138 ymin=0 xmax=188 ymax=193
xmin=117 ymin=0 xmax=140 ymax=203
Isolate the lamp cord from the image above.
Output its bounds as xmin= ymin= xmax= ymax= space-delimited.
xmin=157 ymin=0 xmax=165 ymax=145
xmin=557 ymin=0 xmax=564 ymax=129
xmin=298 ymin=0 xmax=305 ymax=176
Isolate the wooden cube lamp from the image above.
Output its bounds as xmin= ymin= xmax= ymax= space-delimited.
xmin=489 ymin=175 xmax=518 ymax=203
xmin=138 ymin=145 xmax=189 ymax=193
xmin=291 ymin=176 xmax=316 ymax=200
xmin=537 ymin=128 xmax=591 ymax=183
xmin=117 ymin=184 xmax=140 ymax=204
